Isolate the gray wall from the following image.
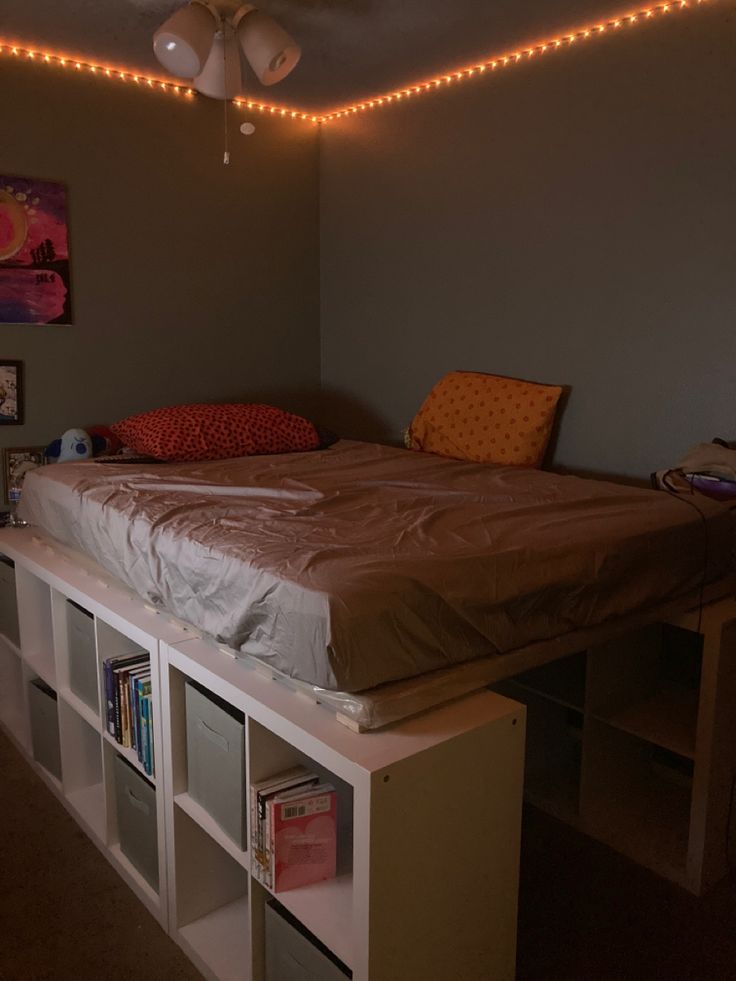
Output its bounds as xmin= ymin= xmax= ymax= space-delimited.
xmin=320 ymin=6 xmax=736 ymax=478
xmin=1 ymin=59 xmax=320 ymax=478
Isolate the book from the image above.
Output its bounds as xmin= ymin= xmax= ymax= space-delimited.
xmin=144 ymin=694 xmax=154 ymax=775
xmin=133 ymin=676 xmax=152 ymax=765
xmin=103 ymin=660 xmax=116 ymax=736
xmin=103 ymin=652 xmax=147 ymax=739
xmin=269 ymin=783 xmax=337 ymax=892
xmin=249 ymin=767 xmax=318 ymax=885
xmin=127 ymin=667 xmax=151 ymax=756
xmin=140 ymin=694 xmax=150 ymax=774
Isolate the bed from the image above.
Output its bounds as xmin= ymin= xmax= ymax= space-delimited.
xmin=19 ymin=439 xmax=734 ymax=727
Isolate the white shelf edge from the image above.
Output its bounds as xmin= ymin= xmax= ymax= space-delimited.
xmin=174 ymin=792 xmax=249 ymax=870
xmin=108 ymin=842 xmax=162 ymax=917
xmin=59 ymin=686 xmax=101 ymax=732
xmin=581 ymin=814 xmax=689 ymax=886
xmin=592 ymin=688 xmax=698 ymax=761
xmin=103 ymin=729 xmax=156 ymax=785
xmin=33 ymin=759 xmax=63 ymax=794
xmin=502 ymin=677 xmax=585 ymax=715
xmin=23 ymin=651 xmax=57 ymax=689
xmin=0 ymin=632 xmax=22 ymax=658
xmin=177 ymin=894 xmax=251 ymax=981
xmin=0 ymin=714 xmax=28 ymax=753
xmin=262 ymin=872 xmax=355 ymax=970
xmin=66 ymin=782 xmax=106 ymax=844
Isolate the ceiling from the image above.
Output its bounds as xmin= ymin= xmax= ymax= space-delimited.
xmin=2 ymin=0 xmax=645 ymax=112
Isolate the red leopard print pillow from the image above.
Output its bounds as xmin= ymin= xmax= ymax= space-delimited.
xmin=111 ymin=403 xmax=321 ymax=462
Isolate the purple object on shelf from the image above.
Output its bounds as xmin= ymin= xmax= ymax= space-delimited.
xmin=686 ymin=473 xmax=736 ymax=501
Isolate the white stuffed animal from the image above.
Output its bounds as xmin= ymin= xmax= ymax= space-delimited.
xmin=46 ymin=427 xmax=93 ymax=463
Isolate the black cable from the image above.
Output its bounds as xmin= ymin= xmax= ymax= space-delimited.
xmin=659 ymin=468 xmax=710 ymax=634
xmin=726 ymin=771 xmax=736 ymax=870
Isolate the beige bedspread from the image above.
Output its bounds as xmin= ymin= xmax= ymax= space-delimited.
xmin=19 ymin=440 xmax=733 ymax=692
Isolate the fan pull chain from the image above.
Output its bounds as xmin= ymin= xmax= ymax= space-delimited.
xmin=223 ymin=69 xmax=230 ymax=164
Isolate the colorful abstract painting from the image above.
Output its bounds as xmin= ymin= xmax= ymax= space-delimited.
xmin=0 ymin=175 xmax=72 ymax=325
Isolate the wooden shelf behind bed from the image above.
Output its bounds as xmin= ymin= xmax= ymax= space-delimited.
xmin=495 ymin=610 xmax=736 ymax=896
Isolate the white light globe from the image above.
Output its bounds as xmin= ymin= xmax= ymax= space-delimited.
xmin=194 ymin=32 xmax=243 ymax=99
xmin=237 ymin=9 xmax=301 ymax=86
xmin=153 ymin=3 xmax=216 ymax=78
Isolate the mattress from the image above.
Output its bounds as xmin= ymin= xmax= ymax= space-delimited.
xmin=19 ymin=440 xmax=733 ymax=693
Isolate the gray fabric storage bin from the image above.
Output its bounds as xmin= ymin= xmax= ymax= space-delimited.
xmin=185 ymin=680 xmax=246 ymax=848
xmin=67 ymin=601 xmax=99 ymax=712
xmin=265 ymin=903 xmax=350 ymax=981
xmin=114 ymin=754 xmax=159 ymax=891
xmin=0 ymin=558 xmax=20 ymax=648
xmin=28 ymin=679 xmax=62 ymax=780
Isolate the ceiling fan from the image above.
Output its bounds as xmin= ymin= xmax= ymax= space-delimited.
xmin=153 ymin=0 xmax=301 ymax=100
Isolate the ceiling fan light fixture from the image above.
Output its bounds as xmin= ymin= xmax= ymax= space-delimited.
xmin=236 ymin=8 xmax=301 ymax=86
xmin=193 ymin=29 xmax=243 ymax=99
xmin=153 ymin=2 xmax=217 ymax=78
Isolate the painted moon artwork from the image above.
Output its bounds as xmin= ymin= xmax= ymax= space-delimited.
xmin=0 ymin=175 xmax=73 ymax=325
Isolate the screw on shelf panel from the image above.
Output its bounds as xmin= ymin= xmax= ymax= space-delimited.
xmin=254 ymin=662 xmax=276 ymax=681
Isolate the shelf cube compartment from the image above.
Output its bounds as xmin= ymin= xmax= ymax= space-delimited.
xmin=16 ymin=569 xmax=55 ymax=686
xmin=0 ymin=639 xmax=25 ymax=746
xmin=248 ymin=719 xmax=355 ymax=969
xmin=28 ymin=678 xmax=62 ymax=781
xmin=67 ymin=601 xmax=99 ymax=713
xmin=185 ymin=679 xmax=246 ymax=849
xmin=581 ymin=719 xmax=693 ymax=881
xmin=173 ymin=806 xmax=251 ymax=981
xmin=265 ymin=901 xmax=350 ymax=981
xmin=113 ymin=753 xmax=159 ymax=891
xmin=0 ymin=557 xmax=20 ymax=647
xmin=59 ymin=701 xmax=105 ymax=842
xmin=492 ymin=681 xmax=582 ymax=821
xmin=588 ymin=623 xmax=702 ymax=760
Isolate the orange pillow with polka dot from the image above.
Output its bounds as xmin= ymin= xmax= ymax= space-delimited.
xmin=408 ymin=371 xmax=563 ymax=468
xmin=111 ymin=403 xmax=321 ymax=462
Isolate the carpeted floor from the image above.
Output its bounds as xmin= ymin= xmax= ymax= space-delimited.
xmin=1 ymin=728 xmax=735 ymax=980
xmin=0 ymin=731 xmax=200 ymax=981
xmin=518 ymin=808 xmax=736 ymax=981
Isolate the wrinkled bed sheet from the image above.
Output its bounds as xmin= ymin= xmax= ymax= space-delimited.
xmin=20 ymin=440 xmax=733 ymax=692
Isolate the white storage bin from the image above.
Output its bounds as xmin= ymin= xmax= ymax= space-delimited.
xmin=265 ymin=902 xmax=350 ymax=981
xmin=114 ymin=754 xmax=159 ymax=890
xmin=185 ymin=680 xmax=246 ymax=848
xmin=67 ymin=601 xmax=98 ymax=712
xmin=28 ymin=678 xmax=61 ymax=780
xmin=0 ymin=557 xmax=20 ymax=647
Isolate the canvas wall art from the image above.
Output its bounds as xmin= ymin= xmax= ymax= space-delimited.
xmin=0 ymin=175 xmax=72 ymax=325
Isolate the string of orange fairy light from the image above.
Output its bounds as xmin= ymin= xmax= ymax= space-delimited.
xmin=0 ymin=39 xmax=321 ymax=122
xmin=321 ymin=0 xmax=714 ymax=122
xmin=0 ymin=0 xmax=716 ymax=127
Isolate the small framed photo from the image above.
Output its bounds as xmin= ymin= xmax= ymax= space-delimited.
xmin=0 ymin=361 xmax=23 ymax=424
xmin=3 ymin=445 xmax=45 ymax=503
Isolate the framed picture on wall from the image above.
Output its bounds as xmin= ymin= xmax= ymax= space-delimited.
xmin=2 ymin=445 xmax=45 ymax=504
xmin=0 ymin=175 xmax=73 ymax=325
xmin=0 ymin=361 xmax=23 ymax=424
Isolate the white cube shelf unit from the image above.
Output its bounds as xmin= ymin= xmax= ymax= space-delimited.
xmin=0 ymin=529 xmax=526 ymax=981
xmin=0 ymin=531 xmax=195 ymax=927
xmin=492 ymin=600 xmax=736 ymax=896
xmin=162 ymin=637 xmax=525 ymax=981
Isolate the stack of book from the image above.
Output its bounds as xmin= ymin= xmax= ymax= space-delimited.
xmin=251 ymin=766 xmax=337 ymax=893
xmin=103 ymin=652 xmax=154 ymax=777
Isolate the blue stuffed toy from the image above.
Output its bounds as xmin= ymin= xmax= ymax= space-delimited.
xmin=45 ymin=428 xmax=94 ymax=463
